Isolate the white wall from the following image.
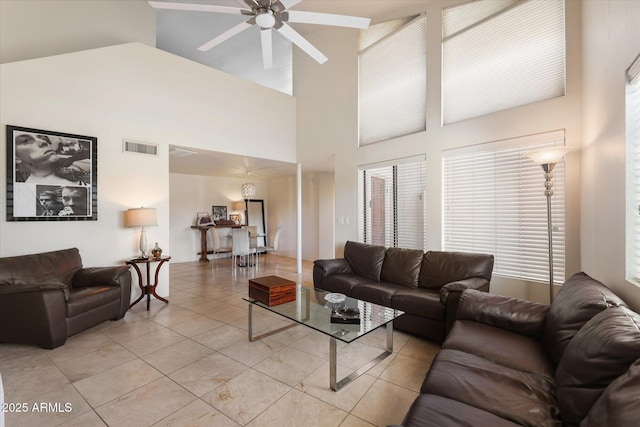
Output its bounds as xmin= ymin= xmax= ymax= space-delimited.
xmin=266 ymin=171 xmax=334 ymax=261
xmin=0 ymin=0 xmax=156 ymax=64
xmin=581 ymin=0 xmax=640 ymax=310
xmin=294 ymin=0 xmax=583 ymax=302
xmin=169 ymin=173 xmax=269 ymax=263
xmin=1 ymin=43 xmax=296 ymax=300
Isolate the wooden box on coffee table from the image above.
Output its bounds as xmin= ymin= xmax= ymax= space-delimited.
xmin=248 ymin=275 xmax=296 ymax=307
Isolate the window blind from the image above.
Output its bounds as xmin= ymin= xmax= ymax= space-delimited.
xmin=358 ymin=14 xmax=426 ymax=146
xmin=358 ymin=156 xmax=426 ymax=250
xmin=442 ymin=0 xmax=565 ymax=124
xmin=627 ymin=54 xmax=640 ymax=285
xmin=442 ymin=130 xmax=566 ymax=283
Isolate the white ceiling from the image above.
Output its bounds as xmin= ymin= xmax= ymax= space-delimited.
xmin=157 ymin=0 xmax=427 ymax=178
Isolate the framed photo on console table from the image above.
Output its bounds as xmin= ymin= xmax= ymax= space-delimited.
xmin=212 ymin=205 xmax=227 ymax=221
xmin=6 ymin=125 xmax=97 ymax=221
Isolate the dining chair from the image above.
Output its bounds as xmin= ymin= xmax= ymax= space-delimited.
xmin=257 ymin=226 xmax=281 ymax=266
xmin=210 ymin=227 xmax=232 ymax=263
xmin=232 ymin=228 xmax=252 ymax=269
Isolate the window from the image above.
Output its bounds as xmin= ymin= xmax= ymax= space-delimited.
xmin=627 ymin=54 xmax=640 ymax=285
xmin=358 ymin=156 xmax=426 ymax=250
xmin=442 ymin=0 xmax=565 ymax=124
xmin=442 ymin=130 xmax=566 ymax=283
xmin=358 ymin=14 xmax=426 ymax=145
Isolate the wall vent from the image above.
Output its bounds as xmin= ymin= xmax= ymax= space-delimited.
xmin=123 ymin=140 xmax=158 ymax=156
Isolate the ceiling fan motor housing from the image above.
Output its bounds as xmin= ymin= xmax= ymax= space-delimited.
xmin=255 ymin=8 xmax=276 ymax=28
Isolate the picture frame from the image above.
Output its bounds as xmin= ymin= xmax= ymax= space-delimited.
xmin=6 ymin=125 xmax=97 ymax=221
xmin=229 ymin=213 xmax=240 ymax=224
xmin=196 ymin=212 xmax=213 ymax=226
xmin=212 ymin=205 xmax=227 ymax=221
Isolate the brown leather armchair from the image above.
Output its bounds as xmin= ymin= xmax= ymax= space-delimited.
xmin=0 ymin=248 xmax=131 ymax=349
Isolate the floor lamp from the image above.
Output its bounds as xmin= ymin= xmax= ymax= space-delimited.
xmin=525 ymin=147 xmax=570 ymax=303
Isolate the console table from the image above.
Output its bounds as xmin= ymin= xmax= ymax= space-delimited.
xmin=126 ymin=256 xmax=170 ymax=311
xmin=191 ymin=225 xmax=240 ymax=262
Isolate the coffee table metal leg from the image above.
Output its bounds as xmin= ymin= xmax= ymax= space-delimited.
xmin=247 ymin=303 xmax=298 ymax=342
xmin=330 ymin=321 xmax=394 ymax=391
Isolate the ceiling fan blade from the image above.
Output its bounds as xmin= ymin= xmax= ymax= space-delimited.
xmin=260 ymin=29 xmax=273 ymax=69
xmin=242 ymin=0 xmax=258 ymax=8
xmin=197 ymin=21 xmax=253 ymax=52
xmin=276 ymin=23 xmax=328 ymax=64
xmin=271 ymin=0 xmax=287 ymax=14
xmin=148 ymin=1 xmax=251 ymax=15
xmin=282 ymin=0 xmax=301 ymax=8
xmin=284 ymin=10 xmax=371 ymax=29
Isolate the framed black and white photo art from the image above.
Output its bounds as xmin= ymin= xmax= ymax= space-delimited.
xmin=6 ymin=125 xmax=98 ymax=221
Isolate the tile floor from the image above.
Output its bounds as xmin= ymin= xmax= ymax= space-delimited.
xmin=0 ymin=256 xmax=440 ymax=427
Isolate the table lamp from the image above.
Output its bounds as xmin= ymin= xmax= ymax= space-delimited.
xmin=232 ymin=201 xmax=246 ymax=224
xmin=125 ymin=207 xmax=157 ymax=259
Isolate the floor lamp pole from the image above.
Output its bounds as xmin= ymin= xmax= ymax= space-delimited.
xmin=543 ymin=164 xmax=555 ymax=304
xmin=525 ymin=146 xmax=569 ymax=305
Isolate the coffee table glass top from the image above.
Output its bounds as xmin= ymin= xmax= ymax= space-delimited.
xmin=243 ymin=285 xmax=403 ymax=343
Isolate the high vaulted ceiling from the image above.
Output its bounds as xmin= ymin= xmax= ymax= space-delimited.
xmin=156 ymin=0 xmax=428 ymax=178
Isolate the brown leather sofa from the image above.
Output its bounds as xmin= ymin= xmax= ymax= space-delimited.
xmin=400 ymin=272 xmax=640 ymax=426
xmin=313 ymin=241 xmax=494 ymax=342
xmin=0 ymin=248 xmax=131 ymax=349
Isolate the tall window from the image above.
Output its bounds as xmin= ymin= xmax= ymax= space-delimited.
xmin=442 ymin=130 xmax=566 ymax=283
xmin=358 ymin=14 xmax=426 ymax=145
xmin=442 ymin=0 xmax=565 ymax=124
xmin=359 ymin=156 xmax=426 ymax=250
xmin=627 ymin=54 xmax=640 ymax=285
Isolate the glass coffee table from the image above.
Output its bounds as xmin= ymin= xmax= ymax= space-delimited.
xmin=243 ymin=285 xmax=403 ymax=391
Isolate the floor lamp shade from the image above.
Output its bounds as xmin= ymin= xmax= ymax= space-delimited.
xmin=125 ymin=208 xmax=157 ymax=258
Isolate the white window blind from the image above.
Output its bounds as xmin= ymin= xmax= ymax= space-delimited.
xmin=627 ymin=54 xmax=640 ymax=285
xmin=442 ymin=0 xmax=565 ymax=124
xmin=358 ymin=14 xmax=426 ymax=146
xmin=443 ymin=130 xmax=566 ymax=283
xmin=358 ymin=156 xmax=426 ymax=250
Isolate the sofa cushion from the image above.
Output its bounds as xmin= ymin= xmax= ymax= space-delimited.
xmin=419 ymin=251 xmax=493 ymax=289
xmin=319 ymin=274 xmax=372 ymax=295
xmin=343 ymin=241 xmax=386 ymax=282
xmin=421 ymin=349 xmax=560 ymax=427
xmin=380 ymin=247 xmax=423 ymax=287
xmin=66 ymin=286 xmax=121 ymax=317
xmin=444 ymin=320 xmax=555 ymax=377
xmin=555 ymin=306 xmax=640 ymax=426
xmin=580 ymin=358 xmax=640 ymax=427
xmin=403 ymin=394 xmax=522 ymax=427
xmin=391 ymin=288 xmax=444 ymax=320
xmin=543 ymin=272 xmax=627 ymax=364
xmin=351 ymin=281 xmax=403 ymax=307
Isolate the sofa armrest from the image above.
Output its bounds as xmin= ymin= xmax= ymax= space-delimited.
xmin=73 ymin=266 xmax=131 ymax=288
xmin=73 ymin=266 xmax=131 ymax=319
xmin=313 ymin=259 xmax=352 ymax=289
xmin=0 ymin=287 xmax=68 ymax=348
xmin=0 ymin=282 xmax=69 ymax=301
xmin=440 ymin=277 xmax=490 ymax=334
xmin=456 ymin=289 xmax=549 ymax=337
xmin=439 ymin=277 xmax=489 ymax=305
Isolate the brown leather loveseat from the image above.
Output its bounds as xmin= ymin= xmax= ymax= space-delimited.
xmin=400 ymin=272 xmax=640 ymax=426
xmin=313 ymin=241 xmax=494 ymax=342
xmin=0 ymin=248 xmax=131 ymax=349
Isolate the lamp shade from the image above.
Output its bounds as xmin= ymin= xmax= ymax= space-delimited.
xmin=232 ymin=201 xmax=246 ymax=211
xmin=525 ymin=147 xmax=570 ymax=165
xmin=124 ymin=207 xmax=157 ymax=228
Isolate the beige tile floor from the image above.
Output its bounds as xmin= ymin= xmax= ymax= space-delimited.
xmin=0 ymin=256 xmax=440 ymax=427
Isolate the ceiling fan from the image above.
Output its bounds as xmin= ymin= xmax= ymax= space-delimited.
xmin=148 ymin=0 xmax=371 ymax=69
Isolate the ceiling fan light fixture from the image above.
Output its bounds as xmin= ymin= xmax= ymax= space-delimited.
xmin=255 ymin=8 xmax=276 ymax=28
